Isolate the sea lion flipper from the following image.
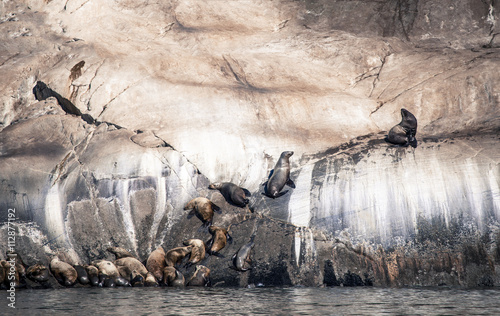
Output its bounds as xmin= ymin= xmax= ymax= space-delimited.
xmin=211 ymin=202 xmax=222 ymax=213
xmin=409 ymin=138 xmax=418 ymax=148
xmin=286 ymin=179 xmax=296 ymax=188
xmin=267 ymin=169 xmax=274 ymax=180
xmin=187 ymin=210 xmax=195 ymax=219
xmin=242 ymin=188 xmax=251 ymax=197
xmin=211 ymin=252 xmax=225 ymax=258
xmin=275 ymin=190 xmax=289 ymax=198
xmin=227 ymin=234 xmax=233 ymax=244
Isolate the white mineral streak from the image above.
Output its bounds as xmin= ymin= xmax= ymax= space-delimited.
xmin=288 ymin=164 xmax=315 ymax=265
xmin=138 ymin=151 xmax=167 ymax=252
xmin=116 ymin=179 xmax=138 ymax=252
xmin=44 ymin=183 xmax=66 ymax=246
xmin=315 ymin=145 xmax=500 ymax=246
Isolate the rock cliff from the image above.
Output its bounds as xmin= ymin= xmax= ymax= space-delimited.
xmin=0 ymin=0 xmax=499 ymax=287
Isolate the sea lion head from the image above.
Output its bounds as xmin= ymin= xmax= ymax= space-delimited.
xmin=208 ymin=182 xmax=223 ymax=190
xmin=400 ymin=108 xmax=417 ymax=130
xmin=280 ymin=151 xmax=294 ymax=159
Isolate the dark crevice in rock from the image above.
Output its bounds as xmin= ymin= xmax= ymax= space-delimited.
xmin=32 ymin=81 xmax=124 ymax=131
xmin=33 ymin=81 xmax=94 ymax=124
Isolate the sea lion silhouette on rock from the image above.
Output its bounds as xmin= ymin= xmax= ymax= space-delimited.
xmin=146 ymin=246 xmax=166 ymax=282
xmin=206 ymin=226 xmax=232 ymax=257
xmin=184 ymin=197 xmax=221 ymax=229
xmin=263 ymin=151 xmax=295 ymax=198
xmin=231 ymin=235 xmax=255 ymax=272
xmin=386 ymin=108 xmax=418 ymax=148
xmin=209 ymin=182 xmax=251 ymax=207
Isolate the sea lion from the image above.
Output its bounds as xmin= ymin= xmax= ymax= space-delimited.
xmin=165 ymin=246 xmax=192 ymax=267
xmin=6 ymin=251 xmax=26 ymax=279
xmin=0 ymin=262 xmax=5 ymax=287
xmin=100 ymin=275 xmax=115 ymax=287
xmin=130 ymin=270 xmax=145 ymax=287
xmin=93 ymin=260 xmax=120 ymax=278
xmin=27 ymin=264 xmax=50 ymax=283
xmin=145 ymin=272 xmax=159 ymax=287
xmin=115 ymin=276 xmax=130 ymax=287
xmin=208 ymin=182 xmax=251 ymax=207
xmin=231 ymin=235 xmax=255 ymax=272
xmin=184 ymin=197 xmax=221 ymax=229
xmin=73 ymin=265 xmax=89 ymax=285
xmin=183 ymin=239 xmax=206 ymax=267
xmin=163 ymin=266 xmax=185 ymax=287
xmin=92 ymin=260 xmax=120 ymax=282
xmin=107 ymin=246 xmax=135 ymax=259
xmin=50 ymin=257 xmax=77 ymax=286
xmin=1 ymin=259 xmax=21 ymax=288
xmin=386 ymin=108 xmax=418 ymax=148
xmin=84 ymin=265 xmax=99 ymax=286
xmin=262 ymin=151 xmax=295 ymax=198
xmin=115 ymin=257 xmax=148 ymax=280
xmin=206 ymin=226 xmax=232 ymax=257
xmin=186 ymin=265 xmax=211 ymax=287
xmin=146 ymin=246 xmax=166 ymax=282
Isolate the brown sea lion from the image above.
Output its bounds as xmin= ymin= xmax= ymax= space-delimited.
xmin=163 ymin=266 xmax=185 ymax=287
xmin=186 ymin=265 xmax=211 ymax=287
xmin=386 ymin=108 xmax=418 ymax=148
xmin=0 ymin=262 xmax=5 ymax=287
xmin=145 ymin=272 xmax=158 ymax=287
xmin=1 ymin=260 xmax=20 ymax=288
xmin=107 ymin=246 xmax=135 ymax=259
xmin=84 ymin=265 xmax=99 ymax=286
xmin=165 ymin=246 xmax=192 ymax=267
xmin=208 ymin=182 xmax=251 ymax=207
xmin=92 ymin=260 xmax=121 ymax=287
xmin=263 ymin=151 xmax=295 ymax=198
xmin=183 ymin=239 xmax=206 ymax=267
xmin=146 ymin=246 xmax=166 ymax=282
xmin=184 ymin=197 xmax=221 ymax=229
xmin=27 ymin=264 xmax=50 ymax=283
xmin=115 ymin=257 xmax=148 ymax=280
xmin=206 ymin=226 xmax=232 ymax=257
xmin=50 ymin=257 xmax=77 ymax=286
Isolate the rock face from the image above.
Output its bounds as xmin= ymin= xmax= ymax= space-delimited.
xmin=0 ymin=0 xmax=499 ymax=287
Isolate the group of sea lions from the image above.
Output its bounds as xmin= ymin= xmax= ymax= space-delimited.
xmin=1 ymin=109 xmax=416 ymax=290
xmin=0 ymin=244 xmax=213 ymax=289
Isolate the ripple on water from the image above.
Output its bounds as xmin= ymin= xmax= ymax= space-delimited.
xmin=11 ymin=287 xmax=500 ymax=316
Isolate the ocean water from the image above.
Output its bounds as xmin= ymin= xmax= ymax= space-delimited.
xmin=7 ymin=286 xmax=500 ymax=315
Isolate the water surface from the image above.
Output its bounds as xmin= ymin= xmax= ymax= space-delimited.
xmin=9 ymin=286 xmax=500 ymax=315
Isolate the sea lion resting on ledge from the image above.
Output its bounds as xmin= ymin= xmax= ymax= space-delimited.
xmin=386 ymin=108 xmax=418 ymax=148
